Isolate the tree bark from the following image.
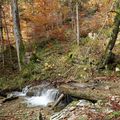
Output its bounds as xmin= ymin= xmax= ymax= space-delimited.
xmin=59 ymin=84 xmax=104 ymax=101
xmin=99 ymin=2 xmax=120 ymax=69
xmin=76 ymin=2 xmax=80 ymax=45
xmin=59 ymin=82 xmax=120 ymax=102
xmin=0 ymin=0 xmax=4 ymax=68
xmin=11 ymin=0 xmax=25 ymax=71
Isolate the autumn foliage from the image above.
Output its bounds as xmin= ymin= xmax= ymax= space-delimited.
xmin=2 ymin=0 xmax=115 ymax=44
xmin=20 ymin=0 xmax=70 ymax=41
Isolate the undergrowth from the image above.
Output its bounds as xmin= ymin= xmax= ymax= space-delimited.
xmin=0 ymin=30 xmax=120 ymax=90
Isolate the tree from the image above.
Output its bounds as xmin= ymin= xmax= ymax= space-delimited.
xmin=61 ymin=0 xmax=89 ymax=44
xmin=99 ymin=0 xmax=120 ymax=69
xmin=76 ymin=1 xmax=80 ymax=45
xmin=60 ymin=0 xmax=80 ymax=44
xmin=23 ymin=0 xmax=67 ymax=40
xmin=11 ymin=0 xmax=25 ymax=71
xmin=0 ymin=0 xmax=4 ymax=68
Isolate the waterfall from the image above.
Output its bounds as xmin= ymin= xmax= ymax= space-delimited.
xmin=12 ymin=85 xmax=60 ymax=107
xmin=26 ymin=88 xmax=59 ymax=107
xmin=12 ymin=85 xmax=30 ymax=97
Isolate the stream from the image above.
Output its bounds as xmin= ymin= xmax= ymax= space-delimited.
xmin=0 ymin=82 xmax=118 ymax=120
xmin=12 ymin=85 xmax=60 ymax=107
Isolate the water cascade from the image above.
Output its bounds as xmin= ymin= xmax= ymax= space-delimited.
xmin=25 ymin=88 xmax=59 ymax=107
xmin=13 ymin=86 xmax=60 ymax=107
xmin=13 ymin=85 xmax=30 ymax=97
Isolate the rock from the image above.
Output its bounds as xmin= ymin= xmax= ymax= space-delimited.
xmin=69 ymin=107 xmax=76 ymax=111
xmin=95 ymin=100 xmax=104 ymax=109
xmin=47 ymin=102 xmax=54 ymax=107
xmin=77 ymin=100 xmax=93 ymax=107
xmin=26 ymin=92 xmax=34 ymax=97
xmin=68 ymin=114 xmax=76 ymax=120
xmin=104 ymin=86 xmax=110 ymax=90
xmin=26 ymin=83 xmax=50 ymax=96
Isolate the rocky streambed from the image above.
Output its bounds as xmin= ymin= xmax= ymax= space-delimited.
xmin=1 ymin=80 xmax=120 ymax=120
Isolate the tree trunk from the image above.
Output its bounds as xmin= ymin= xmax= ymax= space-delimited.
xmin=0 ymin=0 xmax=4 ymax=68
xmin=11 ymin=0 xmax=25 ymax=71
xmin=99 ymin=2 xmax=120 ymax=69
xmin=76 ymin=2 xmax=80 ymax=45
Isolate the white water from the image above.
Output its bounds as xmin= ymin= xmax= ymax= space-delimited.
xmin=13 ymin=85 xmax=30 ymax=97
xmin=13 ymin=86 xmax=59 ymax=107
xmin=26 ymin=89 xmax=59 ymax=107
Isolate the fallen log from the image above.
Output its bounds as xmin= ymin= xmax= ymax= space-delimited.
xmin=59 ymin=83 xmax=113 ymax=102
xmin=2 ymin=95 xmax=18 ymax=103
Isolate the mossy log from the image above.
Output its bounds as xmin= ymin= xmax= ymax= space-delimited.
xmin=59 ymin=82 xmax=120 ymax=102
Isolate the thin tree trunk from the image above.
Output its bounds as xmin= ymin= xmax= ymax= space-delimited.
xmin=11 ymin=0 xmax=25 ymax=71
xmin=0 ymin=0 xmax=4 ymax=68
xmin=99 ymin=2 xmax=120 ymax=69
xmin=76 ymin=2 xmax=80 ymax=45
xmin=106 ymin=16 xmax=120 ymax=50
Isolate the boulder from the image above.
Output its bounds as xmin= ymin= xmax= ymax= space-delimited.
xmin=26 ymin=83 xmax=50 ymax=96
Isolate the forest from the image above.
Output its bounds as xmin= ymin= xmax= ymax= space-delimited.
xmin=0 ymin=0 xmax=120 ymax=120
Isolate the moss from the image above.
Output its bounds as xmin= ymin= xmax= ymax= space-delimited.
xmin=69 ymin=101 xmax=78 ymax=107
xmin=106 ymin=111 xmax=120 ymax=119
